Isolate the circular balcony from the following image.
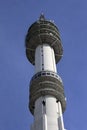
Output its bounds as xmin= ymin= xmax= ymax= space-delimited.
xmin=29 ymin=71 xmax=66 ymax=115
xmin=25 ymin=19 xmax=63 ymax=65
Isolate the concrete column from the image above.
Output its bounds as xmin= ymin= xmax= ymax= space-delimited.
xmin=35 ymin=44 xmax=57 ymax=73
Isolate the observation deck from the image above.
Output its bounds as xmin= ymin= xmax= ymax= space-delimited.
xmin=29 ymin=71 xmax=66 ymax=115
xmin=25 ymin=15 xmax=63 ymax=65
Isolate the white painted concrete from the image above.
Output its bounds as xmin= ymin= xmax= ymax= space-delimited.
xmin=32 ymin=44 xmax=65 ymax=130
xmin=31 ymin=96 xmax=65 ymax=130
xmin=58 ymin=102 xmax=65 ymax=130
xmin=35 ymin=44 xmax=57 ymax=73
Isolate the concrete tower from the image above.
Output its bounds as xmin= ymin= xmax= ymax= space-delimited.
xmin=25 ymin=15 xmax=66 ymax=130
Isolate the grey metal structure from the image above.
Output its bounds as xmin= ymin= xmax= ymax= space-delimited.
xmin=25 ymin=15 xmax=66 ymax=130
xmin=25 ymin=15 xmax=63 ymax=65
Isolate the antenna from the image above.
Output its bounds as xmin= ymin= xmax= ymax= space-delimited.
xmin=39 ymin=13 xmax=45 ymax=21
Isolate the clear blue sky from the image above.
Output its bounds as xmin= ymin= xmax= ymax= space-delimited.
xmin=0 ymin=0 xmax=87 ymax=130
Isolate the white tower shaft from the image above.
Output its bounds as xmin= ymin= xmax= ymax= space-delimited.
xmin=35 ymin=44 xmax=57 ymax=73
xmin=31 ymin=97 xmax=65 ymax=130
xmin=30 ymin=44 xmax=65 ymax=130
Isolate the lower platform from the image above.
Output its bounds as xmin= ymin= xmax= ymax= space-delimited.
xmin=29 ymin=71 xmax=66 ymax=115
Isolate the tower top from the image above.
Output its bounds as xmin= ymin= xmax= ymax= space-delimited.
xmin=25 ymin=16 xmax=63 ymax=65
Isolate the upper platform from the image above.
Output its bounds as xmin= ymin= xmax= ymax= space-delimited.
xmin=25 ymin=15 xmax=63 ymax=65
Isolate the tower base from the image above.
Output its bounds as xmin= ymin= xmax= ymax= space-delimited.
xmin=30 ymin=96 xmax=65 ymax=130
